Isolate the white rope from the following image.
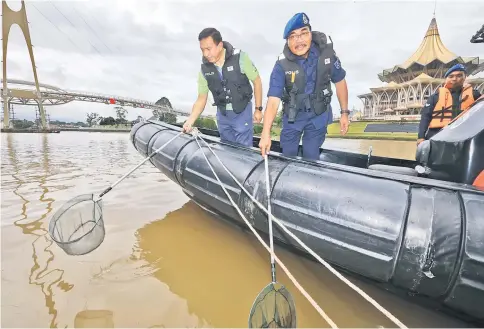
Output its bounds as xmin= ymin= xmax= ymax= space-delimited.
xmin=192 ymin=131 xmax=407 ymax=329
xmin=191 ymin=131 xmax=338 ymax=329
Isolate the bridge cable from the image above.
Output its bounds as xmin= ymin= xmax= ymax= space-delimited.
xmin=190 ymin=129 xmax=408 ymax=329
xmin=87 ymin=12 xmax=123 ymax=54
xmin=29 ymin=3 xmax=84 ymax=54
xmin=48 ymin=3 xmax=184 ymax=118
xmin=49 ymin=3 xmax=103 ymax=56
xmin=71 ymin=5 xmax=115 ymax=54
xmin=26 ymin=3 xmax=188 ymax=119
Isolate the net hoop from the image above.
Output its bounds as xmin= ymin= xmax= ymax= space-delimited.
xmin=248 ymin=281 xmax=297 ymax=328
xmin=48 ymin=193 xmax=105 ymax=255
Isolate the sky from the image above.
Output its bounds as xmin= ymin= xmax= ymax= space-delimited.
xmin=3 ymin=0 xmax=484 ymax=123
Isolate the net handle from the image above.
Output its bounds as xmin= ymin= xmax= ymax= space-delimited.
xmin=264 ymin=155 xmax=276 ymax=283
xmin=98 ymin=131 xmax=183 ymax=198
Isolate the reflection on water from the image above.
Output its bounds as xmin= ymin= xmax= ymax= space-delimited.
xmin=0 ymin=132 xmax=470 ymax=328
xmin=74 ymin=310 xmax=114 ymax=328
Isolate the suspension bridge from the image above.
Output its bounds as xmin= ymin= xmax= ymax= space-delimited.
xmin=1 ymin=0 xmax=190 ymax=130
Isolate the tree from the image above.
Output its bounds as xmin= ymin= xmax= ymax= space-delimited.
xmin=193 ymin=117 xmax=217 ymax=130
xmin=115 ymin=106 xmax=127 ymax=125
xmin=253 ymin=124 xmax=263 ymax=135
xmin=160 ymin=112 xmax=177 ymax=124
xmin=100 ymin=116 xmax=116 ymax=125
xmin=274 ymin=109 xmax=283 ymax=127
xmin=86 ymin=112 xmax=99 ymax=127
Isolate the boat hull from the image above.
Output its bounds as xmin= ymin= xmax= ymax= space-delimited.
xmin=130 ymin=120 xmax=484 ymax=325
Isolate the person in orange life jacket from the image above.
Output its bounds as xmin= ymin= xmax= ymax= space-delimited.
xmin=259 ymin=12 xmax=349 ymax=160
xmin=417 ymin=64 xmax=481 ymax=145
xmin=183 ymin=28 xmax=263 ymax=147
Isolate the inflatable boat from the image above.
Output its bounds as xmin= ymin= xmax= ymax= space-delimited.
xmin=129 ymin=99 xmax=484 ymax=325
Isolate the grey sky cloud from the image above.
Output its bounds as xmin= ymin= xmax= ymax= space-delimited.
xmin=4 ymin=0 xmax=484 ymax=123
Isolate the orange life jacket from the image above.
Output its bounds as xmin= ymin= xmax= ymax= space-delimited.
xmin=428 ymin=85 xmax=475 ymax=129
xmin=473 ymin=170 xmax=484 ymax=190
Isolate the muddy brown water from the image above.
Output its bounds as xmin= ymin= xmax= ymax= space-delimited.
xmin=1 ymin=132 xmax=471 ymax=328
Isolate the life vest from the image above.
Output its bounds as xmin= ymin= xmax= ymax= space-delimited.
xmin=428 ymin=85 xmax=475 ymax=129
xmin=201 ymin=41 xmax=253 ymax=115
xmin=473 ymin=170 xmax=484 ymax=190
xmin=278 ymin=31 xmax=336 ymax=123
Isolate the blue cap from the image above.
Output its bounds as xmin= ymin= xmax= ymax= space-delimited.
xmin=283 ymin=12 xmax=311 ymax=39
xmin=444 ymin=64 xmax=466 ymax=78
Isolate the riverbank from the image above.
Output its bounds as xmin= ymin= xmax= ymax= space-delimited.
xmin=1 ymin=128 xmax=61 ymax=133
xmin=326 ymin=122 xmax=417 ymax=141
xmin=2 ymin=121 xmax=419 ymax=141
xmin=265 ymin=121 xmax=418 ymax=141
xmin=1 ymin=126 xmax=131 ymax=133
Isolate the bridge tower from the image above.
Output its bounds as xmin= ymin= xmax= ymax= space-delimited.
xmin=2 ymin=0 xmax=47 ymax=129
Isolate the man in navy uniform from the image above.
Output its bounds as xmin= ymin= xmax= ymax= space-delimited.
xmin=259 ymin=12 xmax=349 ymax=160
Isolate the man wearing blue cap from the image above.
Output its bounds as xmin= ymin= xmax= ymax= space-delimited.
xmin=258 ymin=12 xmax=349 ymax=160
xmin=417 ymin=63 xmax=481 ymax=144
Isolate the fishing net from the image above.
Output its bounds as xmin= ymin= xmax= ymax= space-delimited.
xmin=48 ymin=193 xmax=105 ymax=255
xmin=249 ymin=282 xmax=297 ymax=328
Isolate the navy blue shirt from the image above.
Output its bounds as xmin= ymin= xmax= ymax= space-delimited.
xmin=267 ymin=42 xmax=346 ymax=130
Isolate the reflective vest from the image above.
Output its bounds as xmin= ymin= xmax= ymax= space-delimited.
xmin=429 ymin=85 xmax=476 ymax=129
xmin=278 ymin=31 xmax=336 ymax=123
xmin=201 ymin=41 xmax=253 ymax=115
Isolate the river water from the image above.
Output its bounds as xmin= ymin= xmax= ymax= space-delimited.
xmin=1 ymin=132 xmax=471 ymax=328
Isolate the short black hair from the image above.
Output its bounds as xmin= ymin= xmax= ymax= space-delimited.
xmin=198 ymin=28 xmax=222 ymax=44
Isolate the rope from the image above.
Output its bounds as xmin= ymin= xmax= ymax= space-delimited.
xmin=190 ymin=130 xmax=407 ymax=329
xmin=190 ymin=131 xmax=339 ymax=329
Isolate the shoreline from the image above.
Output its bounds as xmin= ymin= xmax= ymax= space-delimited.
xmin=2 ymin=128 xmax=418 ymax=141
xmin=326 ymin=134 xmax=417 ymax=141
xmin=1 ymin=128 xmax=131 ymax=133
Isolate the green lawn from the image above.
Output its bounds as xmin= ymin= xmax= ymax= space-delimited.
xmin=326 ymin=122 xmax=417 ymax=140
xmin=255 ymin=122 xmax=418 ymax=141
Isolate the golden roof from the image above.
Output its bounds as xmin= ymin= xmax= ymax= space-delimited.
xmin=399 ymin=18 xmax=458 ymax=69
xmin=376 ymin=16 xmax=482 ymax=83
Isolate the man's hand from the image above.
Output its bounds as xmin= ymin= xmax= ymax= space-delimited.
xmin=258 ymin=97 xmax=280 ymax=157
xmin=184 ymin=93 xmax=208 ymax=134
xmin=259 ymin=133 xmax=271 ymax=157
xmin=253 ymin=109 xmax=263 ymax=123
xmin=340 ymin=114 xmax=349 ymax=135
xmin=417 ymin=138 xmax=424 ymax=145
xmin=183 ymin=118 xmax=194 ymax=133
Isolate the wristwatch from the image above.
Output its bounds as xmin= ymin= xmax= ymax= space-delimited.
xmin=255 ymin=106 xmax=263 ymax=111
xmin=340 ymin=109 xmax=350 ymax=115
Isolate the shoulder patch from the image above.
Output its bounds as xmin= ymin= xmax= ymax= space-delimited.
xmin=278 ymin=53 xmax=285 ymax=60
xmin=233 ymin=48 xmax=241 ymax=55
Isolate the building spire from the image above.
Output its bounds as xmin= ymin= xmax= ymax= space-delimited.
xmin=399 ymin=16 xmax=457 ymax=69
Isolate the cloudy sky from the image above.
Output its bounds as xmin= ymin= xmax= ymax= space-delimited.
xmin=4 ymin=0 xmax=484 ymax=123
